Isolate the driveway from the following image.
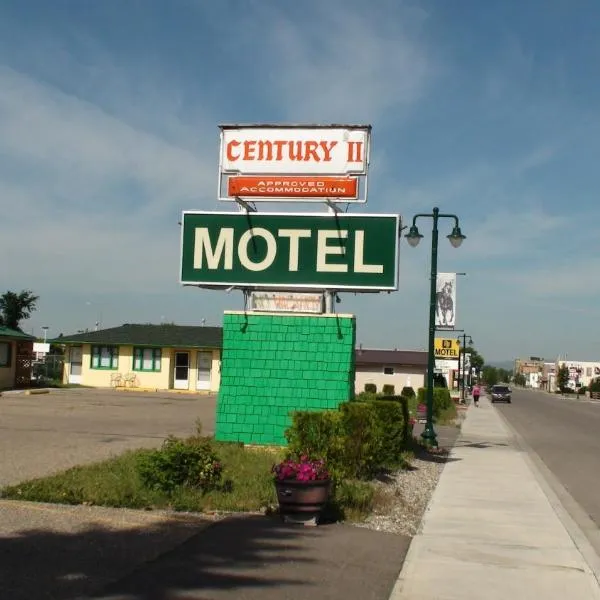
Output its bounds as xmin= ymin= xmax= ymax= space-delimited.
xmin=0 ymin=388 xmax=216 ymax=487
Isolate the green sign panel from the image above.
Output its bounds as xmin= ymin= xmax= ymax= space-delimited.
xmin=180 ymin=211 xmax=400 ymax=291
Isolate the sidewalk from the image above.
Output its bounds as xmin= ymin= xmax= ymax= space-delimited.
xmin=390 ymin=397 xmax=600 ymax=599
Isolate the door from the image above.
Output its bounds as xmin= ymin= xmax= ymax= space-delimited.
xmin=69 ymin=346 xmax=83 ymax=384
xmin=174 ymin=352 xmax=190 ymax=390
xmin=196 ymin=351 xmax=212 ymax=391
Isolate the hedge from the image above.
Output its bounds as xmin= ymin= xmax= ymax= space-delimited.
xmin=285 ymin=397 xmax=410 ymax=480
xmin=417 ymin=387 xmax=453 ymax=418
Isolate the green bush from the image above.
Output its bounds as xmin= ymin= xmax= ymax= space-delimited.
xmin=354 ymin=391 xmax=378 ymax=403
xmin=401 ymin=386 xmax=416 ymax=399
xmin=589 ymin=378 xmax=600 ymax=393
xmin=382 ymin=384 xmax=395 ymax=395
xmin=371 ymin=400 xmax=409 ymax=468
xmin=417 ymin=387 xmax=453 ymax=418
xmin=284 ymin=410 xmax=344 ymax=469
xmin=286 ymin=397 xmax=410 ymax=480
xmin=364 ymin=383 xmax=377 ymax=394
xmin=136 ymin=436 xmax=222 ymax=494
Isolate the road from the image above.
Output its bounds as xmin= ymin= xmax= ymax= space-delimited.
xmin=494 ymin=387 xmax=600 ymax=538
xmin=0 ymin=388 xmax=216 ymax=487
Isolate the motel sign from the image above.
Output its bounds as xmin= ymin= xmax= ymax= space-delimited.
xmin=180 ymin=212 xmax=400 ymax=291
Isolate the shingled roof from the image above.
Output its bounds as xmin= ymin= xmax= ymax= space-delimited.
xmin=355 ymin=348 xmax=427 ymax=368
xmin=53 ymin=323 xmax=222 ymax=349
xmin=0 ymin=326 xmax=36 ymax=341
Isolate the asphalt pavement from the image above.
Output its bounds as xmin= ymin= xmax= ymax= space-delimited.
xmin=495 ymin=388 xmax=600 ymax=556
xmin=0 ymin=389 xmax=216 ymax=486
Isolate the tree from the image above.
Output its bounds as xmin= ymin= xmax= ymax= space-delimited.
xmin=497 ymin=368 xmax=512 ymax=383
xmin=557 ymin=363 xmax=569 ymax=393
xmin=464 ymin=346 xmax=484 ymax=372
xmin=482 ymin=366 xmax=499 ymax=387
xmin=513 ymin=373 xmax=526 ymax=386
xmin=0 ymin=290 xmax=39 ymax=330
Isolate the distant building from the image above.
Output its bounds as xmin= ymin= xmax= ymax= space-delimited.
xmin=514 ymin=357 xmax=545 ymax=388
xmin=354 ymin=348 xmax=427 ymax=395
xmin=553 ymin=359 xmax=600 ymax=392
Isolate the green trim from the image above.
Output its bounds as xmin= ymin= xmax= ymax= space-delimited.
xmin=0 ymin=341 xmax=12 ymax=368
xmin=0 ymin=326 xmax=36 ymax=340
xmin=90 ymin=345 xmax=119 ymax=370
xmin=132 ymin=347 xmax=162 ymax=372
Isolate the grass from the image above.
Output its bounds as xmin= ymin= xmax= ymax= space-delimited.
xmin=0 ymin=434 xmax=417 ymax=522
xmin=2 ymin=440 xmax=283 ymax=513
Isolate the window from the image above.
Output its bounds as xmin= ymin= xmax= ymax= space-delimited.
xmin=383 ymin=366 xmax=394 ymax=375
xmin=0 ymin=342 xmax=11 ymax=367
xmin=133 ymin=347 xmax=161 ymax=372
xmin=91 ymin=345 xmax=119 ymax=369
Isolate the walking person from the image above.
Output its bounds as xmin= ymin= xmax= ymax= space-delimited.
xmin=472 ymin=383 xmax=481 ymax=407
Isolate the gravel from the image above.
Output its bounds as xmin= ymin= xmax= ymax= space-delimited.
xmin=356 ymin=415 xmax=465 ymax=536
xmin=356 ymin=452 xmax=449 ymax=536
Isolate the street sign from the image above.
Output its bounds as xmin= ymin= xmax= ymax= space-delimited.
xmin=434 ymin=338 xmax=460 ymax=359
xmin=180 ymin=211 xmax=400 ymax=291
xmin=218 ymin=124 xmax=371 ymax=203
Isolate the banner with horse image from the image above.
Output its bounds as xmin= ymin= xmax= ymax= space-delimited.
xmin=435 ymin=272 xmax=456 ymax=329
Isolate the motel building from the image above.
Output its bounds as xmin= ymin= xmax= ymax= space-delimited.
xmin=56 ymin=321 xmax=432 ymax=399
xmin=57 ymin=324 xmax=222 ymax=393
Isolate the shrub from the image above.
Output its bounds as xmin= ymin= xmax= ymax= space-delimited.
xmin=401 ymin=386 xmax=416 ymax=399
xmin=285 ymin=410 xmax=344 ymax=473
xmin=382 ymin=384 xmax=395 ymax=395
xmin=371 ymin=400 xmax=409 ymax=468
xmin=589 ymin=378 xmax=600 ymax=393
xmin=364 ymin=383 xmax=377 ymax=394
xmin=578 ymin=386 xmax=587 ymax=395
xmin=355 ymin=391 xmax=378 ymax=403
xmin=417 ymin=387 xmax=453 ymax=418
xmin=286 ymin=397 xmax=410 ymax=480
xmin=137 ymin=436 xmax=222 ymax=494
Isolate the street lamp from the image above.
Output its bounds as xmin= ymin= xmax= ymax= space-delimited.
xmin=457 ymin=333 xmax=473 ymax=404
xmin=406 ymin=207 xmax=466 ymax=447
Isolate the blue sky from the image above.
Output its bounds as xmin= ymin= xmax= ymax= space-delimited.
xmin=1 ymin=0 xmax=599 ymax=363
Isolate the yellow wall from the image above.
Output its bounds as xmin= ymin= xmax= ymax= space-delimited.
xmin=65 ymin=344 xmax=220 ymax=392
xmin=0 ymin=341 xmax=16 ymax=389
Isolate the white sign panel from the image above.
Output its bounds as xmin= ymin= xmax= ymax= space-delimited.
xmin=436 ymin=358 xmax=459 ymax=369
xmin=250 ymin=292 xmax=324 ymax=314
xmin=220 ymin=126 xmax=370 ymax=175
xmin=435 ymin=272 xmax=456 ymax=329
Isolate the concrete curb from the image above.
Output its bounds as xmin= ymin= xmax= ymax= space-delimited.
xmin=494 ymin=404 xmax=600 ymax=588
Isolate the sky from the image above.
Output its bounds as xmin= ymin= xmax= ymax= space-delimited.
xmin=1 ymin=0 xmax=599 ymax=363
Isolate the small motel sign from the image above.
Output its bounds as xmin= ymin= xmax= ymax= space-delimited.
xmin=180 ymin=212 xmax=400 ymax=291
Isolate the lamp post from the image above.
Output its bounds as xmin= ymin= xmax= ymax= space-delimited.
xmin=406 ymin=207 xmax=466 ymax=447
xmin=457 ymin=333 xmax=473 ymax=404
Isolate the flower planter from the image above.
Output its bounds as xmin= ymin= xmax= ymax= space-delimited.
xmin=274 ymin=478 xmax=332 ymax=526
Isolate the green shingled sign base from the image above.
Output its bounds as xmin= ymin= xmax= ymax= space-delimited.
xmin=215 ymin=311 xmax=356 ymax=445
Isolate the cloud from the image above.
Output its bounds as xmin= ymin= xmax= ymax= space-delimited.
xmin=0 ymin=66 xmax=215 ymax=223
xmin=232 ymin=0 xmax=436 ymax=124
xmin=462 ymin=206 xmax=567 ymax=260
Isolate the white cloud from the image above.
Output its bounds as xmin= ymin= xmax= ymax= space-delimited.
xmin=462 ymin=206 xmax=567 ymax=260
xmin=236 ymin=1 xmax=435 ymax=123
xmin=0 ymin=66 xmax=215 ymax=222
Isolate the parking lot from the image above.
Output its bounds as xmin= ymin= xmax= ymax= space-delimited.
xmin=0 ymin=388 xmax=216 ymax=487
